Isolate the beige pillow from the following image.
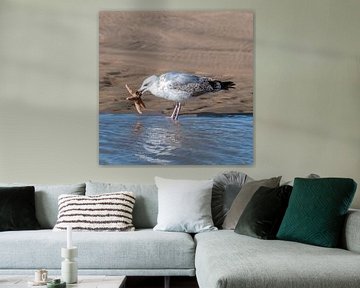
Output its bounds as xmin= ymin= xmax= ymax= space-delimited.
xmin=222 ymin=176 xmax=281 ymax=230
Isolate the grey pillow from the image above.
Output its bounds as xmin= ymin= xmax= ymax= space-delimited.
xmin=212 ymin=171 xmax=251 ymax=228
xmin=153 ymin=177 xmax=217 ymax=233
xmin=0 ymin=183 xmax=86 ymax=228
xmin=222 ymin=176 xmax=281 ymax=230
xmin=86 ymin=181 xmax=158 ymax=229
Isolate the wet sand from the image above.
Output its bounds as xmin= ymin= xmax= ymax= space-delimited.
xmin=99 ymin=11 xmax=253 ymax=115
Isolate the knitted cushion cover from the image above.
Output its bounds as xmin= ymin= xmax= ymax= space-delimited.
xmin=53 ymin=192 xmax=136 ymax=231
xmin=277 ymin=178 xmax=357 ymax=247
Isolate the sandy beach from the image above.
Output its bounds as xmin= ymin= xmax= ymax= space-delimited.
xmin=99 ymin=11 xmax=253 ymax=115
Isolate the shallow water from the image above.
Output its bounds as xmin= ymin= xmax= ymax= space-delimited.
xmin=99 ymin=113 xmax=253 ymax=165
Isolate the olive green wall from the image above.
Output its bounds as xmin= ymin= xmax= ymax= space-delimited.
xmin=0 ymin=0 xmax=359 ymax=207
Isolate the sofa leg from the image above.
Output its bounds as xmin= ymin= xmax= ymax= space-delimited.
xmin=164 ymin=276 xmax=170 ymax=288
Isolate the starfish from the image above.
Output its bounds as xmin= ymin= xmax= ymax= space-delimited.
xmin=125 ymin=84 xmax=146 ymax=114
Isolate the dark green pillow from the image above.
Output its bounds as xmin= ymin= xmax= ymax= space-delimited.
xmin=277 ymin=178 xmax=357 ymax=247
xmin=234 ymin=185 xmax=292 ymax=239
xmin=0 ymin=186 xmax=41 ymax=231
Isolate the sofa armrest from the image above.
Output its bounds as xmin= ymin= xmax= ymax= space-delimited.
xmin=342 ymin=209 xmax=360 ymax=253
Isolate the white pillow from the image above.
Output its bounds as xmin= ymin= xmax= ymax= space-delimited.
xmin=53 ymin=192 xmax=135 ymax=232
xmin=153 ymin=177 xmax=217 ymax=233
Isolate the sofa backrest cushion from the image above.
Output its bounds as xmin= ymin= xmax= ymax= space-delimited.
xmin=342 ymin=209 xmax=360 ymax=253
xmin=0 ymin=183 xmax=86 ymax=229
xmin=86 ymin=181 xmax=158 ymax=229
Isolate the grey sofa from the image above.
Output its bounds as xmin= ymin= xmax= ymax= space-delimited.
xmin=0 ymin=182 xmax=195 ymax=280
xmin=1 ymin=181 xmax=360 ymax=288
xmin=195 ymin=212 xmax=360 ymax=288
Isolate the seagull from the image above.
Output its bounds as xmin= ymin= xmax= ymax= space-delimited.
xmin=136 ymin=71 xmax=235 ymax=120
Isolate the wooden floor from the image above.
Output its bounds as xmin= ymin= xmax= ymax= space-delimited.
xmin=126 ymin=276 xmax=199 ymax=288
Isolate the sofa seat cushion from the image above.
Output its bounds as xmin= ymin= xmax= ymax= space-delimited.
xmin=0 ymin=229 xmax=195 ymax=271
xmin=195 ymin=230 xmax=360 ymax=288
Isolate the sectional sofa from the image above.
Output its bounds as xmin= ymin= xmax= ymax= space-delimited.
xmin=0 ymin=177 xmax=360 ymax=288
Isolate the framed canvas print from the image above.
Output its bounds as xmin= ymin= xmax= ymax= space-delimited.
xmin=99 ymin=11 xmax=253 ymax=165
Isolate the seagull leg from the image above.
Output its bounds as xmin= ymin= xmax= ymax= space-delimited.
xmin=174 ymin=102 xmax=181 ymax=120
xmin=169 ymin=103 xmax=182 ymax=120
xmin=170 ymin=103 xmax=179 ymax=120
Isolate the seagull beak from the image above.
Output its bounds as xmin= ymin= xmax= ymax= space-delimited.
xmin=125 ymin=84 xmax=142 ymax=98
xmin=138 ymin=87 xmax=146 ymax=94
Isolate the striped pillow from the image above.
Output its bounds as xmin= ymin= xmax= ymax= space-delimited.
xmin=53 ymin=192 xmax=136 ymax=231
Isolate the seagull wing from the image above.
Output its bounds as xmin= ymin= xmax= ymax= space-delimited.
xmin=162 ymin=72 xmax=213 ymax=96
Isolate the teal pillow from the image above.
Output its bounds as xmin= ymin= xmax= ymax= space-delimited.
xmin=277 ymin=178 xmax=357 ymax=247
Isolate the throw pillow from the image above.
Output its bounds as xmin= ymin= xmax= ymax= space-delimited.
xmin=277 ymin=178 xmax=357 ymax=247
xmin=222 ymin=176 xmax=281 ymax=230
xmin=212 ymin=171 xmax=251 ymax=228
xmin=0 ymin=186 xmax=41 ymax=231
xmin=53 ymin=192 xmax=136 ymax=231
xmin=153 ymin=177 xmax=217 ymax=233
xmin=234 ymin=185 xmax=293 ymax=239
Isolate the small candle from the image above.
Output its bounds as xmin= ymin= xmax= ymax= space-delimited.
xmin=67 ymin=225 xmax=72 ymax=249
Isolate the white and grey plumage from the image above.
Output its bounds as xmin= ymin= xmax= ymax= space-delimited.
xmin=138 ymin=71 xmax=235 ymax=120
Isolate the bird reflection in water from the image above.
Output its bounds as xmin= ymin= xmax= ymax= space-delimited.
xmin=130 ymin=118 xmax=184 ymax=164
xmin=132 ymin=121 xmax=144 ymax=135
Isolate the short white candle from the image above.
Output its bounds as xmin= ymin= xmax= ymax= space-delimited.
xmin=67 ymin=225 xmax=72 ymax=249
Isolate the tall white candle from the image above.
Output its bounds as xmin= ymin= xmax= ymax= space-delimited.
xmin=67 ymin=225 xmax=72 ymax=249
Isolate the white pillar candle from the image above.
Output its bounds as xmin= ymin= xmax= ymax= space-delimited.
xmin=67 ymin=225 xmax=72 ymax=249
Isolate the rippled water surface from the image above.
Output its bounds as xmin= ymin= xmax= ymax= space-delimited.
xmin=99 ymin=114 xmax=253 ymax=165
